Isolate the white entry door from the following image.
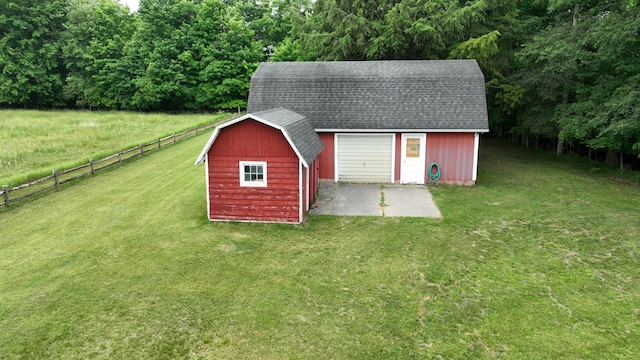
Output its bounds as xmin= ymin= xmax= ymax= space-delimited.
xmin=400 ymin=134 xmax=426 ymax=184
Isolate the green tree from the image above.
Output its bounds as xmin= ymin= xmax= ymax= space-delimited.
xmin=298 ymin=0 xmax=524 ymax=62
xmin=562 ymin=8 xmax=640 ymax=163
xmin=62 ymin=0 xmax=137 ymax=109
xmin=192 ymin=0 xmax=262 ymax=109
xmin=227 ymin=0 xmax=310 ymax=61
xmin=119 ymin=0 xmax=262 ymax=111
xmin=126 ymin=0 xmax=199 ymax=110
xmin=0 ymin=0 xmax=67 ymax=107
xmin=270 ymin=37 xmax=307 ymax=62
xmin=510 ymin=1 xmax=640 ymax=161
xmin=297 ymin=0 xmax=396 ymax=60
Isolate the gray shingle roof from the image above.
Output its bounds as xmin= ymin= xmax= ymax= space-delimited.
xmin=247 ymin=60 xmax=489 ymax=132
xmin=194 ymin=108 xmax=324 ymax=167
xmin=250 ymin=108 xmax=324 ymax=166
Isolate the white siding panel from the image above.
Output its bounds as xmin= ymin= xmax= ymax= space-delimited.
xmin=337 ymin=134 xmax=393 ymax=182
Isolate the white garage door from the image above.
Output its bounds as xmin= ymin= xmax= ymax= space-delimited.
xmin=336 ymin=134 xmax=394 ymax=182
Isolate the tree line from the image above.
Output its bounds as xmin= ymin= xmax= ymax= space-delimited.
xmin=1 ymin=0 xmax=639 ymax=164
xmin=0 ymin=0 xmax=293 ymax=111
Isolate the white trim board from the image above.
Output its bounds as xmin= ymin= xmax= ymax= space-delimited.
xmin=205 ymin=156 xmax=211 ymax=220
xmin=299 ymin=161 xmax=303 ymax=223
xmin=316 ymin=128 xmax=489 ymax=133
xmin=472 ymin=133 xmax=480 ymax=182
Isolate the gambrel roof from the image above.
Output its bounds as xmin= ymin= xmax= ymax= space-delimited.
xmin=194 ymin=108 xmax=324 ymax=167
xmin=247 ymin=60 xmax=489 ymax=132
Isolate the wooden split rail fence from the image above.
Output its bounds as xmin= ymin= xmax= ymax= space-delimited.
xmin=0 ymin=112 xmax=244 ymax=208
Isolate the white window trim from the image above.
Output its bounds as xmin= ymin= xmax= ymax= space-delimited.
xmin=239 ymin=161 xmax=267 ymax=187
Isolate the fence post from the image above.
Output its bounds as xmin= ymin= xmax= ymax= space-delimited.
xmin=90 ymin=159 xmax=95 ymax=175
xmin=118 ymin=150 xmax=122 ymax=165
xmin=173 ymin=133 xmax=176 ymax=144
xmin=196 ymin=125 xmax=199 ymax=135
xmin=157 ymin=138 xmax=161 ymax=150
xmin=140 ymin=143 xmax=144 ymax=157
xmin=2 ymin=185 xmax=8 ymax=206
xmin=53 ymin=170 xmax=59 ymax=187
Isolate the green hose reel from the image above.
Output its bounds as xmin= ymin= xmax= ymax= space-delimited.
xmin=428 ymin=162 xmax=440 ymax=182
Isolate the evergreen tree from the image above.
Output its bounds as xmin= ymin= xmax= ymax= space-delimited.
xmin=510 ymin=1 xmax=640 ymax=161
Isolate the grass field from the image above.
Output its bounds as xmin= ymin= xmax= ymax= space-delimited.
xmin=0 ymin=110 xmax=226 ymax=186
xmin=0 ymin=133 xmax=639 ymax=359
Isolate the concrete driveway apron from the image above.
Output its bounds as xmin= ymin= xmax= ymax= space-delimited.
xmin=311 ymin=182 xmax=441 ymax=218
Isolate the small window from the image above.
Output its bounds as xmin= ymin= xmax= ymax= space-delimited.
xmin=240 ymin=161 xmax=267 ymax=187
xmin=406 ymin=138 xmax=421 ymax=158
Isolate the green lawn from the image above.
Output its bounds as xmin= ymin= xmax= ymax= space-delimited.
xmin=0 ymin=110 xmax=226 ymax=186
xmin=0 ymin=134 xmax=638 ymax=359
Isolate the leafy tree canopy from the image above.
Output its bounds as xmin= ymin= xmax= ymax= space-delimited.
xmin=1 ymin=0 xmax=639 ymax=163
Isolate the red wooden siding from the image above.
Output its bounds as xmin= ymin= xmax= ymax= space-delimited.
xmin=317 ymin=132 xmax=334 ymax=180
xmin=425 ymin=133 xmax=475 ymax=185
xmin=319 ymin=131 xmax=476 ymax=185
xmin=207 ymin=120 xmax=301 ymax=223
xmin=309 ymin=158 xmax=320 ymax=205
xmin=209 ymin=119 xmax=296 ymax=157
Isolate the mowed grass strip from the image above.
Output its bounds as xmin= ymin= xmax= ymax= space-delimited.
xmin=0 ymin=110 xmax=226 ymax=186
xmin=0 ymin=136 xmax=639 ymax=359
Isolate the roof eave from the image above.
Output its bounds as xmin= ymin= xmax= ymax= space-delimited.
xmin=194 ymin=113 xmax=316 ymax=168
xmin=314 ymin=128 xmax=490 ymax=133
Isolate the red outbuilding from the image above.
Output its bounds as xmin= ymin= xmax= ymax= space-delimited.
xmin=248 ymin=60 xmax=489 ymax=185
xmin=197 ymin=60 xmax=489 ymax=223
xmin=194 ymin=108 xmax=324 ymax=224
